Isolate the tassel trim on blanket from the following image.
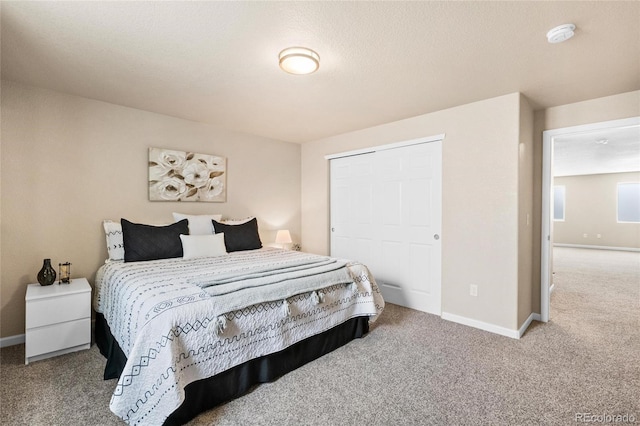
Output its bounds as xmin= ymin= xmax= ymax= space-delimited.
xmin=215 ymin=263 xmax=365 ymax=334
xmin=281 ymin=299 xmax=290 ymax=317
xmin=215 ymin=315 xmax=228 ymax=336
xmin=346 ymin=263 xmax=361 ymax=294
xmin=311 ymin=290 xmax=325 ymax=305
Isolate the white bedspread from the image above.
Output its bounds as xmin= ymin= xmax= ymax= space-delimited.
xmin=94 ymin=248 xmax=384 ymax=425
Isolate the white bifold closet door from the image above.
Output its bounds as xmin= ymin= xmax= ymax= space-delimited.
xmin=330 ymin=140 xmax=442 ymax=315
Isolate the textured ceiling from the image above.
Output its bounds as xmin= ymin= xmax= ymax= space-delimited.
xmin=554 ymin=125 xmax=640 ymax=177
xmin=1 ymin=1 xmax=639 ymax=143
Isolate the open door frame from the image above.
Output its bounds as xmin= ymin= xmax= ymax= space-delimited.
xmin=540 ymin=116 xmax=640 ymax=322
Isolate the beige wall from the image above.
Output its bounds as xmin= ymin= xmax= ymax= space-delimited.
xmin=302 ymin=92 xmax=531 ymax=331
xmin=5 ymin=82 xmax=635 ymax=340
xmin=554 ymin=172 xmax=640 ymax=249
xmin=0 ymin=81 xmax=301 ymax=339
xmin=536 ymin=91 xmax=640 ymax=132
xmin=517 ymin=96 xmax=534 ymax=327
xmin=532 ymin=90 xmax=640 ymax=312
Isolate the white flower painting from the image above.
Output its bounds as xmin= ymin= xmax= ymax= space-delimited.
xmin=148 ymin=147 xmax=226 ymax=202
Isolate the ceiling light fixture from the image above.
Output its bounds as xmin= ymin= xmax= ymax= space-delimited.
xmin=547 ymin=24 xmax=576 ymax=43
xmin=279 ymin=47 xmax=320 ymax=75
xmin=595 ymin=138 xmax=609 ymax=145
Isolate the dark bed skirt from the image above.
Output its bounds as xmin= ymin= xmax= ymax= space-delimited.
xmin=94 ymin=313 xmax=370 ymax=425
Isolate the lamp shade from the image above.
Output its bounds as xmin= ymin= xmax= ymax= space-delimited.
xmin=275 ymin=229 xmax=293 ymax=245
xmin=278 ymin=47 xmax=320 ymax=75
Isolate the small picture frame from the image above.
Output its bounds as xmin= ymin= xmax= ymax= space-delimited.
xmin=59 ymin=262 xmax=71 ymax=284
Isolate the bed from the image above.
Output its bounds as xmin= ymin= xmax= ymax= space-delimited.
xmin=94 ymin=217 xmax=384 ymax=426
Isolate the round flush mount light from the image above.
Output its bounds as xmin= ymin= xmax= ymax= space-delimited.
xmin=279 ymin=47 xmax=320 ymax=75
xmin=547 ymin=24 xmax=576 ymax=43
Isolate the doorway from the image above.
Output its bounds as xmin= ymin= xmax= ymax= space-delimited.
xmin=540 ymin=116 xmax=640 ymax=322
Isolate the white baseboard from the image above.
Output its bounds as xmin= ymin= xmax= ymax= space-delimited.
xmin=441 ymin=312 xmax=521 ymax=339
xmin=518 ymin=313 xmax=541 ymax=338
xmin=0 ymin=334 xmax=25 ymax=348
xmin=554 ymin=243 xmax=640 ymax=252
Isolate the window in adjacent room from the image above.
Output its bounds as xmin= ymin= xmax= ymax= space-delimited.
xmin=617 ymin=182 xmax=640 ymax=223
xmin=553 ymin=185 xmax=565 ymax=221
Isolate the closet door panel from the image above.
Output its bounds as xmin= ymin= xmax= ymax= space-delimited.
xmin=330 ymin=155 xmax=375 ymax=261
xmin=330 ymin=140 xmax=442 ymax=315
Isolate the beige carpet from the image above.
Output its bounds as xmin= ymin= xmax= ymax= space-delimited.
xmin=1 ymin=247 xmax=638 ymax=425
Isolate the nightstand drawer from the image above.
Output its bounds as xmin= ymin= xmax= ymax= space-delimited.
xmin=25 ymin=318 xmax=91 ymax=358
xmin=26 ymin=291 xmax=90 ymax=328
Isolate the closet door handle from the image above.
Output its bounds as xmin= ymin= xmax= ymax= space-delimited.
xmin=331 ymin=228 xmax=335 ymax=232
xmin=433 ymin=234 xmax=440 ymax=240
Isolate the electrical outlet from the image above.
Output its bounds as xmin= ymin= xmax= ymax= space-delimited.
xmin=583 ymin=233 xmax=588 ymax=238
xmin=470 ymin=284 xmax=478 ymax=297
xmin=597 ymin=234 xmax=602 ymax=239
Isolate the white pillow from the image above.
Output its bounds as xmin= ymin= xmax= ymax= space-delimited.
xmin=103 ymin=220 xmax=124 ymax=262
xmin=172 ymin=212 xmax=223 ymax=235
xmin=180 ymin=233 xmax=227 ymax=259
xmin=222 ymin=216 xmax=255 ymax=225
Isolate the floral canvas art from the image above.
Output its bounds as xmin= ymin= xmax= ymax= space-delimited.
xmin=148 ymin=147 xmax=226 ymax=202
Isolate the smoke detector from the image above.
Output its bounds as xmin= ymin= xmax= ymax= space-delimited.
xmin=547 ymin=24 xmax=576 ymax=43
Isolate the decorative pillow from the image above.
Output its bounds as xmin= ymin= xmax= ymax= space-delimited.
xmin=103 ymin=220 xmax=124 ymax=262
xmin=180 ymin=234 xmax=227 ymax=259
xmin=212 ymin=218 xmax=262 ymax=252
xmin=172 ymin=212 xmax=223 ymax=235
xmin=121 ymin=219 xmax=189 ymax=262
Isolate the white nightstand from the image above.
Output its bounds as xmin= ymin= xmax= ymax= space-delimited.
xmin=25 ymin=277 xmax=92 ymax=365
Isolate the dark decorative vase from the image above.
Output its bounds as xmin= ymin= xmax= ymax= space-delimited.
xmin=37 ymin=258 xmax=56 ymax=286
